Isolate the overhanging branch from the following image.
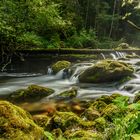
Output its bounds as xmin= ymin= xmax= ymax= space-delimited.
xmin=126 ymin=20 xmax=140 ymax=31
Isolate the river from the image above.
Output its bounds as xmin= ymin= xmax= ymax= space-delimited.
xmin=0 ymin=52 xmax=140 ymax=102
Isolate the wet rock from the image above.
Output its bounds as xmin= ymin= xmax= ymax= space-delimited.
xmin=79 ymin=60 xmax=134 ymax=83
xmin=135 ymin=61 xmax=140 ymax=66
xmin=52 ymin=60 xmax=71 ymax=74
xmin=20 ymin=102 xmax=56 ymax=116
xmin=0 ymin=101 xmax=45 ymax=140
xmin=56 ymin=88 xmax=78 ymax=100
xmin=125 ymin=54 xmax=139 ymax=59
xmin=9 ymin=85 xmax=54 ymax=103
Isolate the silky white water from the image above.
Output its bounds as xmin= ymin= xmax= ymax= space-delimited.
xmin=0 ymin=53 xmax=140 ymax=101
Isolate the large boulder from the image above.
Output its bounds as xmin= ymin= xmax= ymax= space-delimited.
xmin=52 ymin=60 xmax=71 ymax=74
xmin=9 ymin=85 xmax=54 ymax=103
xmin=79 ymin=60 xmax=134 ymax=83
xmin=0 ymin=101 xmax=45 ymax=140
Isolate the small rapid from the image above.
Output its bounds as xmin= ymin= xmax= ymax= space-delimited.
xmin=0 ymin=52 xmax=140 ymax=100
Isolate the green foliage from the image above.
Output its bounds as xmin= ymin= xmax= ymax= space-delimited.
xmin=0 ymin=0 xmax=140 ymax=58
xmin=65 ymin=29 xmax=99 ymax=48
xmin=17 ymin=32 xmax=48 ymax=48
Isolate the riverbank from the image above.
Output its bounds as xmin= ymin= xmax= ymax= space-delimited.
xmin=1 ymin=91 xmax=140 ymax=140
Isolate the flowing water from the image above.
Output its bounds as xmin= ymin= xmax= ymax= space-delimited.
xmin=1 ymin=52 xmax=140 ymax=101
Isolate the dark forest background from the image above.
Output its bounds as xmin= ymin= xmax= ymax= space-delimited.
xmin=0 ymin=0 xmax=140 ymax=52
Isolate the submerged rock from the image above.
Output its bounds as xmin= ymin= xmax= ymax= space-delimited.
xmin=79 ymin=60 xmax=134 ymax=83
xmin=0 ymin=101 xmax=44 ymax=140
xmin=9 ymin=85 xmax=54 ymax=103
xmin=52 ymin=60 xmax=71 ymax=74
xmin=55 ymin=87 xmax=78 ymax=100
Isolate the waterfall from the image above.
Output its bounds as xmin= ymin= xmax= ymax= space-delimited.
xmin=101 ymin=53 xmax=106 ymax=59
xmin=55 ymin=69 xmax=64 ymax=79
xmin=70 ymin=63 xmax=93 ymax=82
xmin=110 ymin=53 xmax=117 ymax=60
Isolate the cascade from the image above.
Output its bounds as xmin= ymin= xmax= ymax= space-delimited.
xmin=100 ymin=53 xmax=106 ymax=59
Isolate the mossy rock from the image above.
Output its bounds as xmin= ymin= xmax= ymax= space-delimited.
xmin=96 ymin=95 xmax=114 ymax=104
xmin=64 ymin=129 xmax=103 ymax=140
xmin=9 ymin=85 xmax=54 ymax=103
xmin=51 ymin=111 xmax=95 ymax=131
xmin=56 ymin=88 xmax=77 ymax=100
xmin=0 ymin=101 xmax=45 ymax=140
xmin=133 ymin=92 xmax=140 ymax=103
xmin=101 ymin=104 xmax=122 ymax=121
xmin=94 ymin=117 xmax=107 ymax=132
xmin=33 ymin=114 xmax=51 ymax=130
xmin=79 ymin=60 xmax=134 ymax=83
xmin=81 ymin=108 xmax=100 ymax=121
xmin=90 ymin=101 xmax=107 ymax=113
xmin=125 ymin=54 xmax=139 ymax=59
xmin=52 ymin=60 xmax=71 ymax=74
xmin=116 ymin=43 xmax=130 ymax=49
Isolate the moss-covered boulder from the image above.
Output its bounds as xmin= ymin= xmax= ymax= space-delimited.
xmin=33 ymin=114 xmax=51 ymax=130
xmin=9 ymin=85 xmax=54 ymax=103
xmin=116 ymin=43 xmax=130 ymax=49
xmin=0 ymin=101 xmax=45 ymax=140
xmin=101 ymin=104 xmax=122 ymax=121
xmin=125 ymin=54 xmax=139 ymax=59
xmin=81 ymin=108 xmax=100 ymax=121
xmin=52 ymin=60 xmax=71 ymax=74
xmin=79 ymin=60 xmax=134 ymax=83
xmin=51 ymin=111 xmax=95 ymax=131
xmin=94 ymin=117 xmax=107 ymax=132
xmin=55 ymin=88 xmax=77 ymax=100
xmin=90 ymin=101 xmax=107 ymax=113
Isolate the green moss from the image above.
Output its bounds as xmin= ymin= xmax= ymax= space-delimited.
xmin=94 ymin=117 xmax=107 ymax=132
xmin=64 ymin=129 xmax=103 ymax=140
xmin=79 ymin=60 xmax=134 ymax=83
xmin=81 ymin=108 xmax=100 ymax=121
xmin=57 ymin=88 xmax=77 ymax=100
xmin=9 ymin=85 xmax=54 ymax=103
xmin=52 ymin=60 xmax=71 ymax=74
xmin=33 ymin=114 xmax=51 ymax=130
xmin=0 ymin=101 xmax=45 ymax=140
xmin=90 ymin=101 xmax=107 ymax=113
xmin=51 ymin=111 xmax=95 ymax=131
xmin=101 ymin=104 xmax=122 ymax=121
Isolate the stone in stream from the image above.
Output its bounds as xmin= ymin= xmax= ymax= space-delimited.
xmin=8 ymin=84 xmax=54 ymax=103
xmin=0 ymin=101 xmax=45 ymax=140
xmin=79 ymin=60 xmax=134 ymax=83
xmin=52 ymin=60 xmax=71 ymax=74
xmin=54 ymin=87 xmax=78 ymax=100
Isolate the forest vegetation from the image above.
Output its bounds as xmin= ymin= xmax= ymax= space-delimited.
xmin=0 ymin=0 xmax=140 ymax=53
